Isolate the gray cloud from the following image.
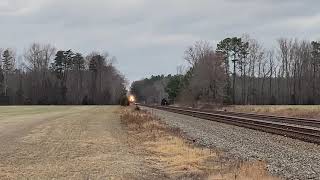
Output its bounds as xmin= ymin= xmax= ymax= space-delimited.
xmin=0 ymin=0 xmax=320 ymax=82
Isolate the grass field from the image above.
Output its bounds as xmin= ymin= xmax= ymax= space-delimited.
xmin=0 ymin=106 xmax=72 ymax=117
xmin=223 ymin=105 xmax=320 ymax=119
xmin=0 ymin=106 xmax=166 ymax=179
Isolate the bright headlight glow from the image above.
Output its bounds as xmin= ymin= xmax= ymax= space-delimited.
xmin=129 ymin=95 xmax=135 ymax=102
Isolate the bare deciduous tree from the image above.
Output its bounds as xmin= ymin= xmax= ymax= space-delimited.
xmin=0 ymin=43 xmax=126 ymax=105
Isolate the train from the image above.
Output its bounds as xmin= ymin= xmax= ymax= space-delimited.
xmin=126 ymin=94 xmax=169 ymax=106
xmin=161 ymin=98 xmax=169 ymax=106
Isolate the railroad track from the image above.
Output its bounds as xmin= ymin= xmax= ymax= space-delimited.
xmin=138 ymin=104 xmax=320 ymax=144
xmin=168 ymin=106 xmax=320 ymax=128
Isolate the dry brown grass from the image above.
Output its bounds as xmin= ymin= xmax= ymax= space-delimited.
xmin=209 ymin=161 xmax=277 ymax=180
xmin=120 ymin=107 xmax=279 ymax=180
xmin=145 ymin=136 xmax=215 ymax=177
xmin=0 ymin=106 xmax=165 ymax=179
xmin=223 ymin=105 xmax=320 ymax=119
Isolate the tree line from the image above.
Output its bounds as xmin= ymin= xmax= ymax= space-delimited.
xmin=131 ymin=36 xmax=320 ymax=105
xmin=0 ymin=43 xmax=127 ymax=105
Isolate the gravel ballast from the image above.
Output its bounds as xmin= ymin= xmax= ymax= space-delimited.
xmin=143 ymin=107 xmax=320 ymax=180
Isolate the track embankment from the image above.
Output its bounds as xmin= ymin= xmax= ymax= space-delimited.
xmin=141 ymin=106 xmax=320 ymax=179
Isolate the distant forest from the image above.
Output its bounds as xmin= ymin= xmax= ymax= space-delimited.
xmin=0 ymin=43 xmax=127 ymax=105
xmin=131 ymin=36 xmax=320 ymax=105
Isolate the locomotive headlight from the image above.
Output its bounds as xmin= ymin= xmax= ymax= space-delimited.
xmin=129 ymin=95 xmax=135 ymax=103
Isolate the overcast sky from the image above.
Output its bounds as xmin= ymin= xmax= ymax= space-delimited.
xmin=1 ymin=0 xmax=320 ymax=83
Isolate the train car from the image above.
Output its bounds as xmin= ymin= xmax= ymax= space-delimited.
xmin=161 ymin=98 xmax=169 ymax=106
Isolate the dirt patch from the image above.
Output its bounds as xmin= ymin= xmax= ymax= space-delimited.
xmin=120 ymin=108 xmax=279 ymax=180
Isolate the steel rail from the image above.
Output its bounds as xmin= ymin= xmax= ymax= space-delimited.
xmin=167 ymin=106 xmax=320 ymax=128
xmin=139 ymin=104 xmax=320 ymax=144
